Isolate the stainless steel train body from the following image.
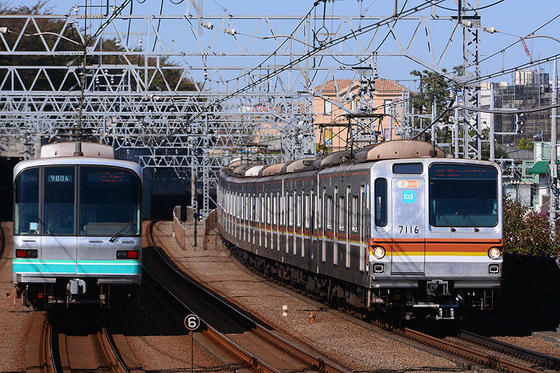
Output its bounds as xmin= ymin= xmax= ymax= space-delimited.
xmin=217 ymin=141 xmax=503 ymax=319
xmin=12 ymin=142 xmax=142 ymax=307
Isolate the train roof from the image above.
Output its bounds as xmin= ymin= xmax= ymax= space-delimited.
xmin=223 ymin=140 xmax=446 ymax=178
xmin=40 ymin=142 xmax=114 ymax=159
xmin=13 ymin=142 xmax=142 ymax=180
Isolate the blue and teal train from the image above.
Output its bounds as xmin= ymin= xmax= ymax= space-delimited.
xmin=12 ymin=142 xmax=142 ymax=308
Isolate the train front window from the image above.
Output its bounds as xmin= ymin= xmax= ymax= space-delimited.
xmin=79 ymin=167 xmax=141 ymax=236
xmin=14 ymin=168 xmax=39 ymax=235
xmin=429 ymin=164 xmax=498 ymax=227
xmin=44 ymin=166 xmax=75 ymax=235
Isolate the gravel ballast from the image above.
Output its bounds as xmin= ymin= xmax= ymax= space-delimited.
xmin=0 ymin=222 xmax=35 ymax=372
xmin=156 ymin=221 xmax=467 ymax=372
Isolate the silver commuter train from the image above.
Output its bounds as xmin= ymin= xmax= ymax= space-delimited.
xmin=12 ymin=142 xmax=142 ymax=308
xmin=217 ymin=140 xmax=503 ymax=319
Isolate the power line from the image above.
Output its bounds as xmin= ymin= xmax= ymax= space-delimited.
xmin=466 ymin=52 xmax=560 ymax=85
xmin=469 ymin=11 xmax=560 ymax=70
xmin=170 ymin=0 xmax=445 ymax=138
xmin=432 ymin=0 xmax=504 ymax=12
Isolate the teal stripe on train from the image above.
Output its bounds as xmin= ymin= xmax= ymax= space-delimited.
xmin=13 ymin=259 xmax=141 ymax=275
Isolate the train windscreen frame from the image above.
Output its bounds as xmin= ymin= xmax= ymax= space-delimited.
xmin=79 ymin=166 xmax=141 ymax=236
xmin=429 ymin=163 xmax=498 ymax=228
xmin=14 ymin=168 xmax=40 ymax=235
xmin=44 ymin=166 xmax=75 ymax=235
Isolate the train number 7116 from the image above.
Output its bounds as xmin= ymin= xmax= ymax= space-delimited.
xmin=398 ymin=225 xmax=419 ymax=234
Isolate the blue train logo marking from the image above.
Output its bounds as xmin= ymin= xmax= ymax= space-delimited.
xmin=402 ymin=190 xmax=415 ymax=203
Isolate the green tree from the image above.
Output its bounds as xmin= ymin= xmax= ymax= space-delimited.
xmin=503 ymin=197 xmax=560 ymax=256
xmin=410 ymin=69 xmax=454 ymax=116
xmin=0 ymin=1 xmax=196 ymax=92
xmin=518 ymin=137 xmax=534 ymax=151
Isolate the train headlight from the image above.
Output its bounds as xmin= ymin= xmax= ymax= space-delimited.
xmin=488 ymin=247 xmax=501 ymax=260
xmin=373 ymin=246 xmax=386 ymax=260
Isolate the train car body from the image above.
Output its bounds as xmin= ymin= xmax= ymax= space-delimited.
xmin=12 ymin=142 xmax=142 ymax=308
xmin=217 ymin=141 xmax=502 ymax=320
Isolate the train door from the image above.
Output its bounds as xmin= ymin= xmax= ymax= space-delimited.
xmin=43 ymin=166 xmax=78 ymax=275
xmin=359 ymin=185 xmax=366 ymax=272
xmin=390 ymin=177 xmax=426 ymax=274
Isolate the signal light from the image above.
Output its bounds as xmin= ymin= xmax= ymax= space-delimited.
xmin=116 ymin=250 xmax=139 ymax=259
xmin=16 ymin=249 xmax=38 ymax=258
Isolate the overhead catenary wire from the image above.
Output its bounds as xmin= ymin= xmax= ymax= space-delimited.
xmin=411 ymin=100 xmax=560 ymax=140
xmin=467 ymin=11 xmax=560 ymax=70
xmin=168 ymin=0 xmax=446 ymax=138
xmin=432 ymin=0 xmax=504 ymax=12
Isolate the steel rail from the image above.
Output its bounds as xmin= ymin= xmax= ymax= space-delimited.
xmin=147 ymin=220 xmax=350 ymax=373
xmin=398 ymin=327 xmax=544 ymax=373
xmin=458 ymin=329 xmax=560 ymax=371
xmin=98 ymin=327 xmax=130 ymax=373
xmin=142 ymin=267 xmax=281 ymax=373
xmin=209 ymin=217 xmax=550 ymax=373
xmin=39 ymin=319 xmax=57 ymax=373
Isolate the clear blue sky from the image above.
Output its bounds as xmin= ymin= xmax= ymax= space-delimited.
xmin=12 ymin=0 xmax=560 ymax=87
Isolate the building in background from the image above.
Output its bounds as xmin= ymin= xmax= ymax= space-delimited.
xmin=487 ymin=69 xmax=553 ymax=146
xmin=313 ymin=78 xmax=410 ymax=152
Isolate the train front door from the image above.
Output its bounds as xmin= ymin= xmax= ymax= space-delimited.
xmin=390 ymin=177 xmax=425 ymax=274
xmin=42 ymin=166 xmax=78 ymax=275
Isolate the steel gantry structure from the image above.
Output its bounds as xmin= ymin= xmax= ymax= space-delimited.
xmin=0 ymin=0 xmax=484 ymax=215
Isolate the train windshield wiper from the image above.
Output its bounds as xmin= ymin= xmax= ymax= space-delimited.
xmin=109 ymin=223 xmax=131 ymax=243
xmin=436 ymin=209 xmax=456 ymax=232
xmin=461 ymin=206 xmax=480 ymax=232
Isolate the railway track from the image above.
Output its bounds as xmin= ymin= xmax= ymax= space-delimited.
xmin=201 ymin=218 xmax=559 ymax=373
xmin=146 ymin=220 xmax=351 ymax=373
xmin=376 ymin=325 xmax=548 ymax=373
xmin=34 ymin=313 xmax=131 ymax=373
xmin=456 ymin=330 xmax=560 ymax=371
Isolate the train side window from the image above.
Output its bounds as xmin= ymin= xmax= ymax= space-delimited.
xmin=338 ymin=195 xmax=345 ymax=231
xmin=265 ymin=195 xmax=270 ymax=224
xmin=393 ymin=163 xmax=423 ymax=174
xmin=351 ymin=195 xmax=358 ymax=232
xmin=289 ymin=194 xmax=294 ymax=226
xmin=239 ymin=193 xmax=242 ymax=219
xmin=14 ymin=168 xmax=40 ymax=235
xmin=305 ymin=194 xmax=311 ymax=229
xmin=296 ymin=194 xmax=302 ymax=228
xmin=319 ymin=190 xmax=324 ymax=229
xmin=326 ymin=196 xmax=333 ymax=229
xmin=375 ymin=178 xmax=388 ymax=227
xmin=260 ymin=194 xmax=265 ymax=223
xmin=226 ymin=191 xmax=230 ymax=214
xmin=273 ymin=195 xmax=277 ymax=225
xmin=280 ymin=195 xmax=285 ymax=226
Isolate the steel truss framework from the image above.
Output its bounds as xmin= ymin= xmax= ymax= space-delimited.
xmin=0 ymin=0 xmax=481 ymax=215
